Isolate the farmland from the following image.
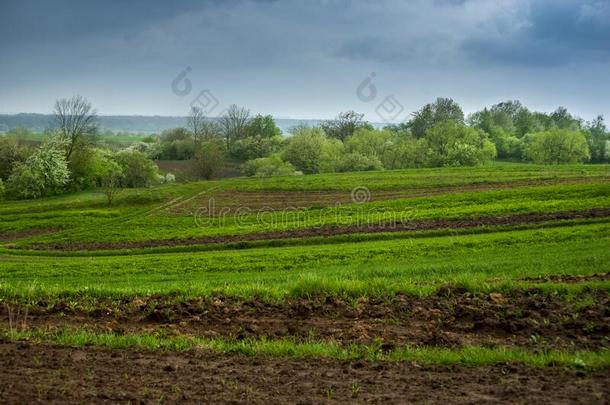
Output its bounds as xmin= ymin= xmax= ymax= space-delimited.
xmin=1 ymin=162 xmax=610 ymax=403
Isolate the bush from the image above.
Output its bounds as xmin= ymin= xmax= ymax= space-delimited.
xmin=339 ymin=152 xmax=383 ymax=172
xmin=192 ymin=140 xmax=225 ymax=180
xmin=6 ymin=140 xmax=70 ymax=199
xmin=242 ymin=155 xmax=295 ymax=177
xmin=0 ymin=179 xmax=5 ymax=201
xmin=281 ymin=127 xmax=343 ymax=174
xmin=422 ymin=121 xmax=496 ymax=167
xmin=115 ymin=150 xmax=159 ymax=187
xmin=524 ymin=129 xmax=590 ymax=164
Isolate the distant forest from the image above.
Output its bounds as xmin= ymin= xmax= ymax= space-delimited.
xmin=0 ymin=113 xmax=330 ymax=135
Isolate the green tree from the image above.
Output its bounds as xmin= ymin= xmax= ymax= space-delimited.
xmin=585 ymin=115 xmax=609 ymax=163
xmin=345 ymin=128 xmax=393 ymax=161
xmin=0 ymin=134 xmax=30 ymax=180
xmin=281 ymin=127 xmax=343 ymax=174
xmin=524 ymin=129 xmax=590 ymax=164
xmin=192 ymin=139 xmax=225 ymax=180
xmin=115 ymin=151 xmax=159 ymax=187
xmin=99 ymin=158 xmax=124 ymax=206
xmin=408 ymin=97 xmax=464 ymax=138
xmin=422 ymin=121 xmax=496 ymax=167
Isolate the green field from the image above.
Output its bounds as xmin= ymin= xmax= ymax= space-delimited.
xmin=1 ymin=162 xmax=610 ymax=383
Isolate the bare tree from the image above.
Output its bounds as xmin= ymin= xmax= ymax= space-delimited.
xmin=321 ymin=111 xmax=371 ymax=142
xmin=219 ymin=104 xmax=251 ymax=150
xmin=187 ymin=106 xmax=221 ymax=144
xmin=53 ymin=95 xmax=98 ymax=160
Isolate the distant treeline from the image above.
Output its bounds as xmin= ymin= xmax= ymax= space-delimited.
xmin=0 ymin=113 xmax=327 ymax=135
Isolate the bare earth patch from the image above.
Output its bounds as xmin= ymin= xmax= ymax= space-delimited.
xmin=0 ymin=340 xmax=608 ymax=404
xmin=4 ymin=290 xmax=609 ymax=350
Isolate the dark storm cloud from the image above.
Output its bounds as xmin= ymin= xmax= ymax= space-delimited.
xmin=461 ymin=0 xmax=610 ymax=66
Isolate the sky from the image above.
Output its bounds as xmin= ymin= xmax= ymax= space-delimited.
xmin=0 ymin=0 xmax=609 ymax=122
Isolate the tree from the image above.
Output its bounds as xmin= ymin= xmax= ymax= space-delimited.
xmin=219 ymin=105 xmax=251 ymax=150
xmin=115 ymin=151 xmax=159 ymax=187
xmin=321 ymin=111 xmax=372 ymax=142
xmin=187 ymin=106 xmax=222 ymax=143
xmin=408 ymin=97 xmax=464 ymax=138
xmin=345 ymin=128 xmax=394 ymax=161
xmin=247 ymin=114 xmax=282 ymax=139
xmin=422 ymin=121 xmax=496 ymax=167
xmin=192 ymin=139 xmax=225 ymax=180
xmin=6 ymin=138 xmax=70 ymax=199
xmin=0 ymin=134 xmax=30 ymax=180
xmin=586 ymin=115 xmax=609 ymax=163
xmin=99 ymin=159 xmax=124 ymax=206
xmin=550 ymin=107 xmax=582 ymax=131
xmin=242 ymin=155 xmax=295 ymax=177
xmin=0 ymin=179 xmax=5 ymax=201
xmin=53 ymin=95 xmax=98 ymax=160
xmin=524 ymin=129 xmax=590 ymax=164
xmin=281 ymin=127 xmax=343 ymax=174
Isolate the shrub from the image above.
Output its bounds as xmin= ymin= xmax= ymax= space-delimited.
xmin=115 ymin=150 xmax=159 ymax=187
xmin=165 ymin=173 xmax=176 ymax=183
xmin=0 ymin=179 xmax=5 ymax=201
xmin=524 ymin=129 xmax=590 ymax=164
xmin=338 ymin=152 xmax=383 ymax=172
xmin=242 ymin=155 xmax=295 ymax=177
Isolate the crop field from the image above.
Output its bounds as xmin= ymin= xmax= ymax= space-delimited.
xmin=1 ymin=162 xmax=610 ymax=403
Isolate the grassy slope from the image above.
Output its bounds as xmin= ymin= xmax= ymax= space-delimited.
xmin=1 ymin=222 xmax=608 ymax=299
xmin=1 ymin=163 xmax=609 ymax=246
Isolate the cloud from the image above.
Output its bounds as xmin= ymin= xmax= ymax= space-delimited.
xmin=460 ymin=0 xmax=610 ymax=66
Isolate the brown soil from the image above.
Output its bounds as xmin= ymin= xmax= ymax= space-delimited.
xmin=22 ymin=208 xmax=610 ymax=251
xmin=520 ymin=272 xmax=610 ymax=283
xmin=0 ymin=228 xmax=58 ymax=243
xmin=0 ymin=340 xmax=608 ymax=404
xmin=4 ymin=290 xmax=609 ymax=351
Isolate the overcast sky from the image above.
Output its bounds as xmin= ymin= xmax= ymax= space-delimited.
xmin=1 ymin=0 xmax=609 ymax=122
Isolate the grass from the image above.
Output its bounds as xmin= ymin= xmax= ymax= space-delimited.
xmin=4 ymin=328 xmax=610 ymax=369
xmin=1 ymin=222 xmax=608 ymax=300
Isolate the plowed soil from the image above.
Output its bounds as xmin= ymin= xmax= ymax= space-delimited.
xmin=4 ymin=290 xmax=609 ymax=350
xmin=22 ymin=208 xmax=610 ymax=251
xmin=0 ymin=340 xmax=608 ymax=404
